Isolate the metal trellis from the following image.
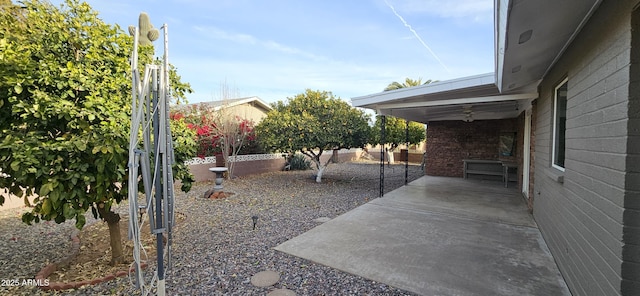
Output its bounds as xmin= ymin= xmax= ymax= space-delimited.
xmin=127 ymin=24 xmax=175 ymax=296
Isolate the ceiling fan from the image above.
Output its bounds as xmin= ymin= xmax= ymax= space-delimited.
xmin=462 ymin=105 xmax=474 ymax=122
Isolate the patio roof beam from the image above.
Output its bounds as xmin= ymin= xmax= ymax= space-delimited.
xmin=374 ymin=93 xmax=538 ymax=110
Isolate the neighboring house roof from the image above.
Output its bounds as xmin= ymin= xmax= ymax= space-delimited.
xmin=172 ymin=96 xmax=273 ymax=124
xmin=177 ymin=96 xmax=272 ymax=112
xmin=352 ymin=0 xmax=602 ymax=123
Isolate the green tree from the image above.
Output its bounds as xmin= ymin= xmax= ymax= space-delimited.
xmin=0 ymin=0 xmax=195 ymax=265
xmin=370 ymin=115 xmax=425 ymax=151
xmin=384 ymin=77 xmax=435 ymax=91
xmin=256 ymin=89 xmax=370 ymax=183
xmin=374 ymin=77 xmax=431 ymax=162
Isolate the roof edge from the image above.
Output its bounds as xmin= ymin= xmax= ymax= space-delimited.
xmin=222 ymin=96 xmax=273 ymax=111
xmin=351 ymin=72 xmax=496 ymax=107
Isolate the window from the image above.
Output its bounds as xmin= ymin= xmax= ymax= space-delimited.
xmin=552 ymin=79 xmax=568 ymax=171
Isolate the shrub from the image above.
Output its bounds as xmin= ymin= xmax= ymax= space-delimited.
xmin=289 ymin=154 xmax=311 ymax=170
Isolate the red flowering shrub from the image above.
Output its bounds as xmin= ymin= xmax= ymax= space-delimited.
xmin=170 ymin=103 xmax=258 ymax=159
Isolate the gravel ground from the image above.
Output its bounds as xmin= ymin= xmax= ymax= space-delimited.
xmin=1 ymin=161 xmax=423 ymax=295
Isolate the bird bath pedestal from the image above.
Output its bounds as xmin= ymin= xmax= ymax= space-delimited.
xmin=209 ymin=167 xmax=228 ymax=191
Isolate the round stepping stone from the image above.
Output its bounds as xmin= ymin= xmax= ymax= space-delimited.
xmin=313 ymin=217 xmax=331 ymax=223
xmin=250 ymin=270 xmax=280 ymax=287
xmin=267 ymin=288 xmax=296 ymax=296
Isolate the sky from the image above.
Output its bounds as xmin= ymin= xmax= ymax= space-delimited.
xmin=52 ymin=0 xmax=495 ymax=105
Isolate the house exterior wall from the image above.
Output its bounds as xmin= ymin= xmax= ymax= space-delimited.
xmin=625 ymin=5 xmax=640 ymax=295
xmin=532 ymin=0 xmax=639 ymax=294
xmin=424 ymin=119 xmax=518 ymax=177
xmin=223 ymin=104 xmax=269 ymax=123
xmin=528 ymin=101 xmax=538 ymax=207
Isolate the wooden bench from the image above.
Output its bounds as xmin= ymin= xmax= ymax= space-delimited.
xmin=463 ymin=159 xmax=503 ymax=179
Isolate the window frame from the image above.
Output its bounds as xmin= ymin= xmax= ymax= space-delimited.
xmin=552 ymin=78 xmax=568 ymax=172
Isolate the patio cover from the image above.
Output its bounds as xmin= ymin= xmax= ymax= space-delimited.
xmin=351 ymin=73 xmax=536 ymax=123
xmin=351 ymin=0 xmax=602 ymax=123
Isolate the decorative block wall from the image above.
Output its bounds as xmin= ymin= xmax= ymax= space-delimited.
xmin=366 ymin=151 xmax=424 ymax=164
xmin=186 ymin=149 xmax=362 ymax=182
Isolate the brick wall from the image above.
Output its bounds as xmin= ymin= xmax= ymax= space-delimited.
xmin=425 ymin=119 xmax=519 ymax=177
xmin=625 ymin=6 xmax=640 ymax=296
xmin=532 ymin=1 xmax=637 ymax=295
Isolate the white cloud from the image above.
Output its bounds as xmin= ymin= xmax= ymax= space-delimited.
xmin=46 ymin=0 xmax=494 ymax=112
xmin=194 ymin=26 xmax=258 ymax=45
xmin=171 ymin=51 xmax=432 ymax=104
xmin=262 ymin=40 xmax=327 ymax=61
xmin=193 ymin=25 xmax=331 ymax=62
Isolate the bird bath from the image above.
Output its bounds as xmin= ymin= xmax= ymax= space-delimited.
xmin=208 ymin=167 xmax=228 ymax=191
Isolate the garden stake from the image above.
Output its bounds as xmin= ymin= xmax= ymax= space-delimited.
xmin=252 ymin=215 xmax=258 ymax=230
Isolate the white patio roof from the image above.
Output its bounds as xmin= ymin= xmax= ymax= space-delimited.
xmin=352 ymin=0 xmax=602 ymax=124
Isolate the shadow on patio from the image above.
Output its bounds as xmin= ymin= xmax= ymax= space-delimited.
xmin=275 ymin=176 xmax=570 ymax=295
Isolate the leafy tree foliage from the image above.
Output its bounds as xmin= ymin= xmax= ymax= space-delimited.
xmin=370 ymin=115 xmax=426 ymax=151
xmin=0 ymin=0 xmax=195 ymax=264
xmin=372 ymin=77 xmax=431 ymax=162
xmin=256 ymin=89 xmax=370 ymax=182
xmin=384 ymin=77 xmax=435 ymax=91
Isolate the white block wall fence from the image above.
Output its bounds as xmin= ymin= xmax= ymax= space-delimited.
xmin=185 ymin=149 xmax=364 ymax=182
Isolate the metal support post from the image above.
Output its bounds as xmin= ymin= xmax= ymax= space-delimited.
xmin=379 ymin=115 xmax=386 ymax=197
xmin=405 ymin=120 xmax=409 ymax=185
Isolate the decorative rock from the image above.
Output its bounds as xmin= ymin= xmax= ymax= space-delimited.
xmin=313 ymin=217 xmax=331 ymax=223
xmin=218 ymin=192 xmax=227 ymax=199
xmin=267 ymin=288 xmax=297 ymax=296
xmin=250 ymin=270 xmax=280 ymax=287
xmin=205 ymin=191 xmax=229 ymax=199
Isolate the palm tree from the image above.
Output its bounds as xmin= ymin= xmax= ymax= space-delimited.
xmin=384 ymin=77 xmax=435 ymax=91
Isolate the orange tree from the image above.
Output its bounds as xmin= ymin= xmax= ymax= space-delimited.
xmin=0 ymin=0 xmax=195 ymax=265
xmin=255 ymin=89 xmax=370 ymax=183
xmin=370 ymin=115 xmax=426 ymax=151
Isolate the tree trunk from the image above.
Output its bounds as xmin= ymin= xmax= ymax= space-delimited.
xmin=316 ymin=165 xmax=326 ymax=183
xmin=386 ymin=150 xmax=395 ymax=165
xmin=97 ymin=203 xmax=124 ymax=266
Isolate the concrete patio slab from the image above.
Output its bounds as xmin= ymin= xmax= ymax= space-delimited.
xmin=375 ymin=176 xmax=536 ymax=227
xmin=275 ymin=176 xmax=570 ymax=296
